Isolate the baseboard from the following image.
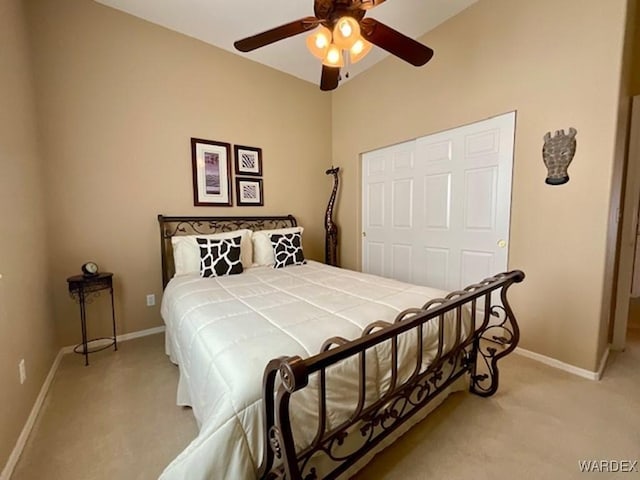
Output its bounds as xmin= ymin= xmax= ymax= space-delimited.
xmin=0 ymin=348 xmax=64 ymax=480
xmin=117 ymin=325 xmax=165 ymax=342
xmin=596 ymin=346 xmax=610 ymax=381
xmin=0 ymin=325 xmax=166 ymax=480
xmin=81 ymin=325 xmax=167 ymax=349
xmin=514 ymin=346 xmax=609 ymax=381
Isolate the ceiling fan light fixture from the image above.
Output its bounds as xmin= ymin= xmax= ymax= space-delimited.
xmin=333 ymin=16 xmax=360 ymax=49
xmin=322 ymin=43 xmax=344 ymax=67
xmin=233 ymin=0 xmax=432 ymax=91
xmin=306 ymin=25 xmax=332 ymax=59
xmin=349 ymin=38 xmax=372 ymax=63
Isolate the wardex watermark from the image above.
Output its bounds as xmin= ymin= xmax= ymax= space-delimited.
xmin=578 ymin=460 xmax=639 ymax=473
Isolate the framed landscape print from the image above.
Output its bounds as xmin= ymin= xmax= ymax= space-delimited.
xmin=236 ymin=177 xmax=264 ymax=206
xmin=234 ymin=145 xmax=262 ymax=176
xmin=191 ymin=138 xmax=232 ymax=206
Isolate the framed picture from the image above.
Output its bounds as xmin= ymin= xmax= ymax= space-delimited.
xmin=191 ymin=138 xmax=232 ymax=206
xmin=236 ymin=177 xmax=264 ymax=206
xmin=234 ymin=145 xmax=263 ymax=176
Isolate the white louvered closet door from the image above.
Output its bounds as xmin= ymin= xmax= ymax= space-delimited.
xmin=362 ymin=112 xmax=515 ymax=291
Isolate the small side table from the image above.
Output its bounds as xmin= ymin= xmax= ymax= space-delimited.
xmin=67 ymin=272 xmax=118 ymax=366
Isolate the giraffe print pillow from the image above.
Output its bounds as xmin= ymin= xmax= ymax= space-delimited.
xmin=269 ymin=232 xmax=306 ymax=269
xmin=197 ymin=236 xmax=244 ymax=277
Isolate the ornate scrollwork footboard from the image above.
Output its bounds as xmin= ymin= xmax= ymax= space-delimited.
xmin=258 ymin=270 xmax=524 ymax=480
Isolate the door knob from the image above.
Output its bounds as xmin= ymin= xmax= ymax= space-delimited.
xmin=497 ymin=239 xmax=507 ymax=248
xmin=362 ymin=232 xmax=367 ymax=237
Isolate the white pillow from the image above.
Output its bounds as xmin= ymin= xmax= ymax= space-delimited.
xmin=252 ymin=227 xmax=304 ymax=266
xmin=171 ymin=229 xmax=252 ymax=276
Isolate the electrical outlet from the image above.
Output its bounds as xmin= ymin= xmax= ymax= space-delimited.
xmin=19 ymin=359 xmax=26 ymax=384
xmin=146 ymin=294 xmax=156 ymax=307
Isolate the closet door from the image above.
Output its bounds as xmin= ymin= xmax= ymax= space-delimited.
xmin=361 ymin=140 xmax=416 ymax=282
xmin=362 ymin=112 xmax=515 ymax=290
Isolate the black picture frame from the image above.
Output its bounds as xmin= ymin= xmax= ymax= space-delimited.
xmin=235 ymin=177 xmax=264 ymax=206
xmin=191 ymin=138 xmax=232 ymax=206
xmin=234 ymin=145 xmax=263 ymax=177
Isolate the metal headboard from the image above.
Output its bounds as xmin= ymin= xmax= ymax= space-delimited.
xmin=157 ymin=214 xmax=298 ymax=288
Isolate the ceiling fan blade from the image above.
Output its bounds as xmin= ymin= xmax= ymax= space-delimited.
xmin=234 ymin=17 xmax=320 ymax=52
xmin=320 ymin=65 xmax=340 ymax=91
xmin=360 ymin=18 xmax=434 ymax=66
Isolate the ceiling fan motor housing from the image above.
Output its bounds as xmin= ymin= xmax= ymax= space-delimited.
xmin=315 ymin=0 xmax=367 ymax=26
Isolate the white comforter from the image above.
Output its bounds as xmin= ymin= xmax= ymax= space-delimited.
xmin=159 ymin=261 xmax=467 ymax=480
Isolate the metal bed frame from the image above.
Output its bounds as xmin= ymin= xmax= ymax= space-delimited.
xmin=158 ymin=214 xmax=524 ymax=480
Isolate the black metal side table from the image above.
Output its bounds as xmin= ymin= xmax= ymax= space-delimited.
xmin=67 ymin=272 xmax=118 ymax=366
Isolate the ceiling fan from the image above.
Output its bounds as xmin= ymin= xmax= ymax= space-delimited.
xmin=234 ymin=0 xmax=434 ymax=91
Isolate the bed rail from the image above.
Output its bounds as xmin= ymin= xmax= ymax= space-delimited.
xmin=259 ymin=270 xmax=524 ymax=480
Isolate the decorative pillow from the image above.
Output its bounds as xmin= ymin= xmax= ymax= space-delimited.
xmin=269 ymin=232 xmax=306 ymax=269
xmin=252 ymin=227 xmax=304 ymax=266
xmin=197 ymin=236 xmax=243 ymax=277
xmin=171 ymin=229 xmax=252 ymax=276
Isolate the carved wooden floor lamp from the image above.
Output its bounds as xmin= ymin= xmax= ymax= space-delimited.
xmin=325 ymin=167 xmax=340 ymax=267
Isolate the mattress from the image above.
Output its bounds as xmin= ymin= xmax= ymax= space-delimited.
xmin=159 ymin=260 xmax=470 ymax=479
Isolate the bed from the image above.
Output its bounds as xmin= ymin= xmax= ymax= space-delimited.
xmin=157 ymin=214 xmax=524 ymax=480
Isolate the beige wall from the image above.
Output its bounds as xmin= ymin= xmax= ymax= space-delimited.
xmin=332 ymin=0 xmax=628 ymax=371
xmin=0 ymin=0 xmax=57 ymax=469
xmin=26 ymin=0 xmax=332 ymax=346
xmin=632 ymin=3 xmax=640 ymax=95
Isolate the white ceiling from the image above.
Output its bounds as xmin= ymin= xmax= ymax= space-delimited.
xmin=94 ymin=0 xmax=477 ymax=86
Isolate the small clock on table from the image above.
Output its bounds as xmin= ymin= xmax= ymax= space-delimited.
xmin=81 ymin=261 xmax=99 ymax=277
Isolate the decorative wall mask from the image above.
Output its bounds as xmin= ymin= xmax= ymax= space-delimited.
xmin=542 ymin=128 xmax=577 ymax=185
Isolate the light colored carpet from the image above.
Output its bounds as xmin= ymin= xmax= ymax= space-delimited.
xmin=355 ymin=327 xmax=640 ymax=480
xmin=10 ymin=328 xmax=640 ymax=480
xmin=10 ymin=334 xmax=197 ymax=480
